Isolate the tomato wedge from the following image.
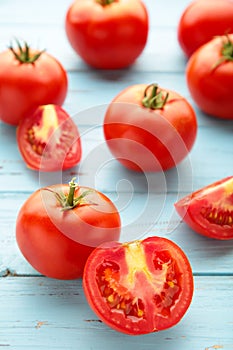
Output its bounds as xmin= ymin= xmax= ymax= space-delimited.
xmin=17 ymin=104 xmax=82 ymax=171
xmin=83 ymin=236 xmax=194 ymax=335
xmin=175 ymin=176 xmax=233 ymax=240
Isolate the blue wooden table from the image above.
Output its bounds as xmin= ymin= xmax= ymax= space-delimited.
xmin=0 ymin=0 xmax=233 ymax=349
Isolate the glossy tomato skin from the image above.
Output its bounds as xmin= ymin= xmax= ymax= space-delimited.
xmin=186 ymin=34 xmax=233 ymax=119
xmin=175 ymin=176 xmax=233 ymax=240
xmin=83 ymin=236 xmax=194 ymax=335
xmin=65 ymin=0 xmax=148 ymax=69
xmin=178 ymin=0 xmax=233 ymax=57
xmin=17 ymin=104 xmax=82 ymax=171
xmin=103 ymin=84 xmax=197 ymax=172
xmin=16 ymin=184 xmax=121 ymax=279
xmin=0 ymin=49 xmax=68 ymax=126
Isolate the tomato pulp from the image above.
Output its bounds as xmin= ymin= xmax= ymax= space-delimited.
xmin=17 ymin=104 xmax=82 ymax=171
xmin=83 ymin=236 xmax=194 ymax=335
xmin=175 ymin=176 xmax=233 ymax=240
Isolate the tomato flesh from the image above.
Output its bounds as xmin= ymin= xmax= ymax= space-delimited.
xmin=83 ymin=237 xmax=194 ymax=335
xmin=17 ymin=104 xmax=82 ymax=171
xmin=175 ymin=176 xmax=233 ymax=240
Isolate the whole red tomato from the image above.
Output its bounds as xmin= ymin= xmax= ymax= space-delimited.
xmin=177 ymin=0 xmax=233 ymax=57
xmin=65 ymin=0 xmax=149 ymax=69
xmin=16 ymin=178 xmax=121 ymax=279
xmin=186 ymin=34 xmax=233 ymax=119
xmin=0 ymin=40 xmax=68 ymax=126
xmin=175 ymin=176 xmax=233 ymax=240
xmin=83 ymin=236 xmax=194 ymax=335
xmin=17 ymin=104 xmax=82 ymax=171
xmin=103 ymin=83 xmax=197 ymax=172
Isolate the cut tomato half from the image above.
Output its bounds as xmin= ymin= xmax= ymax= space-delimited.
xmin=17 ymin=104 xmax=82 ymax=171
xmin=83 ymin=236 xmax=193 ymax=335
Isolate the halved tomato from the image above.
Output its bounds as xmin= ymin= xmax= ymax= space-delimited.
xmin=175 ymin=176 xmax=233 ymax=240
xmin=17 ymin=104 xmax=82 ymax=171
xmin=83 ymin=236 xmax=194 ymax=335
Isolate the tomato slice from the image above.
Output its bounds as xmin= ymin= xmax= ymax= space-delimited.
xmin=175 ymin=176 xmax=233 ymax=240
xmin=17 ymin=104 xmax=82 ymax=171
xmin=83 ymin=237 xmax=193 ymax=335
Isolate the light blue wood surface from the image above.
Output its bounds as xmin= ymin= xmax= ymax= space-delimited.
xmin=0 ymin=0 xmax=233 ymax=349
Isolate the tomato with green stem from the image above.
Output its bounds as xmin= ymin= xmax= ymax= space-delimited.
xmin=175 ymin=176 xmax=233 ymax=240
xmin=186 ymin=34 xmax=233 ymax=119
xmin=103 ymin=83 xmax=197 ymax=172
xmin=0 ymin=40 xmax=68 ymax=126
xmin=177 ymin=0 xmax=233 ymax=57
xmin=17 ymin=104 xmax=82 ymax=171
xmin=65 ymin=0 xmax=149 ymax=69
xmin=16 ymin=178 xmax=121 ymax=279
xmin=83 ymin=236 xmax=194 ymax=335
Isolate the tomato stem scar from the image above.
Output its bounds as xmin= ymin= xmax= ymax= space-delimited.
xmin=95 ymin=0 xmax=116 ymax=6
xmin=142 ymin=83 xmax=169 ymax=110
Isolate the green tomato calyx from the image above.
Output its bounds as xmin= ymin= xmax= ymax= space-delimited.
xmin=9 ymin=39 xmax=45 ymax=64
xmin=96 ymin=0 xmax=116 ymax=5
xmin=46 ymin=178 xmax=93 ymax=211
xmin=212 ymin=34 xmax=233 ymax=70
xmin=142 ymin=84 xmax=169 ymax=110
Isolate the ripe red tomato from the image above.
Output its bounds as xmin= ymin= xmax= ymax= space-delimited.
xmin=0 ymin=40 xmax=68 ymax=126
xmin=17 ymin=104 xmax=82 ymax=171
xmin=65 ymin=0 xmax=148 ymax=69
xmin=83 ymin=236 xmax=194 ymax=335
xmin=177 ymin=0 xmax=233 ymax=57
xmin=103 ymin=83 xmax=197 ymax=172
xmin=175 ymin=176 xmax=233 ymax=240
xmin=16 ymin=178 xmax=121 ymax=279
xmin=186 ymin=34 xmax=233 ymax=119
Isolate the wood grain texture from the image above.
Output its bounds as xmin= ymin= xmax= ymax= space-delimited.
xmin=0 ymin=0 xmax=233 ymax=348
xmin=0 ymin=277 xmax=233 ymax=350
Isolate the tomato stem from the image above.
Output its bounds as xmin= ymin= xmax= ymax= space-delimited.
xmin=212 ymin=34 xmax=233 ymax=70
xmin=9 ymin=38 xmax=45 ymax=64
xmin=45 ymin=178 xmax=93 ymax=211
xmin=66 ymin=178 xmax=77 ymax=208
xmin=142 ymin=84 xmax=169 ymax=110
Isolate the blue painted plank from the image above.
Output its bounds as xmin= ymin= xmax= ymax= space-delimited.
xmin=0 ymin=276 xmax=233 ymax=350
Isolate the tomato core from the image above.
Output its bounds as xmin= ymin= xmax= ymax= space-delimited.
xmin=27 ymin=105 xmax=59 ymax=155
xmin=95 ymin=241 xmax=182 ymax=320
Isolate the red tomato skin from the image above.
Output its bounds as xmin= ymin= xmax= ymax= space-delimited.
xmin=175 ymin=176 xmax=233 ymax=240
xmin=103 ymin=84 xmax=197 ymax=172
xmin=186 ymin=34 xmax=233 ymax=119
xmin=17 ymin=104 xmax=82 ymax=171
xmin=178 ymin=0 xmax=233 ymax=57
xmin=83 ymin=237 xmax=194 ymax=335
xmin=16 ymin=184 xmax=121 ymax=279
xmin=65 ymin=0 xmax=148 ymax=69
xmin=0 ymin=49 xmax=68 ymax=126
